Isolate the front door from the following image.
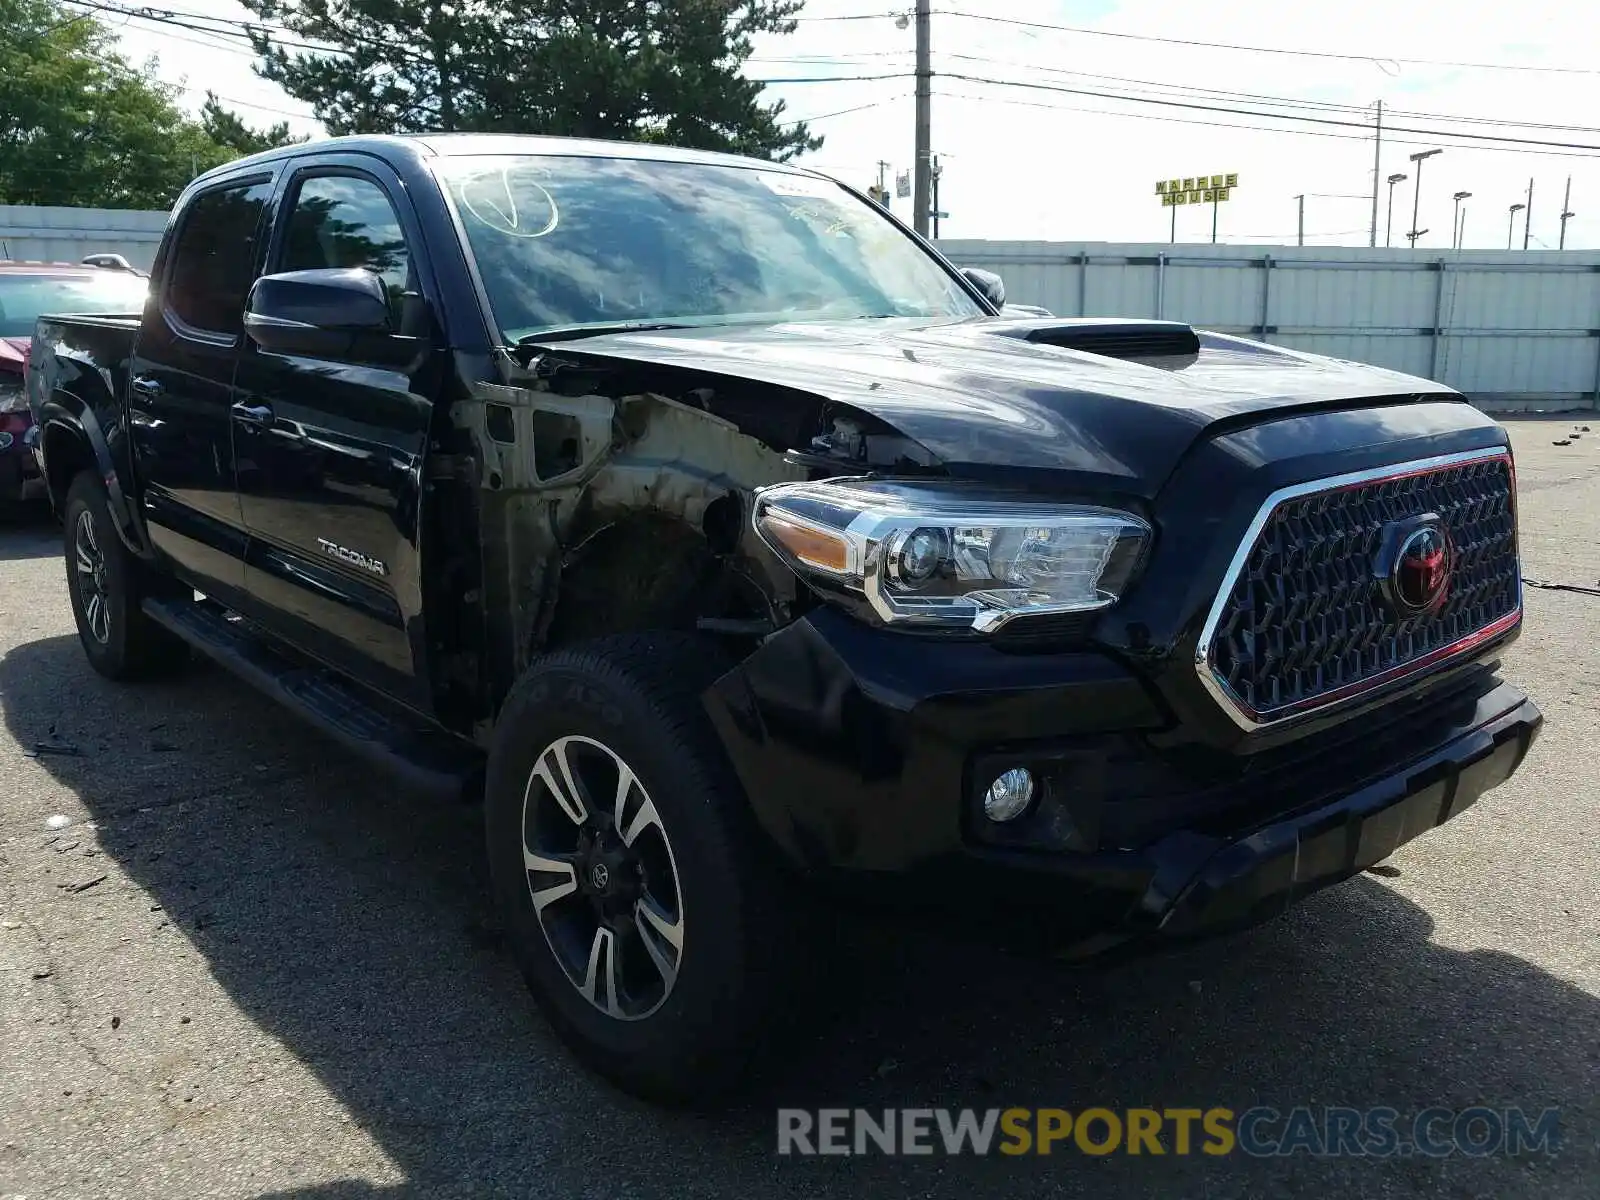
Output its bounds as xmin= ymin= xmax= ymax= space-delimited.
xmin=232 ymin=158 xmax=436 ymax=708
xmin=128 ymin=173 xmax=275 ymax=605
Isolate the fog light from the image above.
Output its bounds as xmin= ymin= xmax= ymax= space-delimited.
xmin=983 ymin=767 xmax=1035 ymax=822
xmin=0 ymin=432 xmax=11 ymax=450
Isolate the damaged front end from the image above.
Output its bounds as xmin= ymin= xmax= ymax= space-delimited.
xmin=435 ymin=347 xmax=943 ymax=732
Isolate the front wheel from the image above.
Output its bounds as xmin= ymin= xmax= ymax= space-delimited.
xmin=485 ymin=633 xmax=804 ymax=1104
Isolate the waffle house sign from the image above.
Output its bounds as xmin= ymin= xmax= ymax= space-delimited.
xmin=1158 ymin=174 xmax=1238 ymax=205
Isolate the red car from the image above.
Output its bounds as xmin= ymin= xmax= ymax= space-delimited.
xmin=1 ymin=262 xmax=149 ymax=504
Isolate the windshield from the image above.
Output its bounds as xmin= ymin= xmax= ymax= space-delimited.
xmin=434 ymin=154 xmax=984 ymax=341
xmin=0 ymin=272 xmax=148 ymax=339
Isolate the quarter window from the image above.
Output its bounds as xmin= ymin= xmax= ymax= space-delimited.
xmin=164 ymin=180 xmax=272 ymax=335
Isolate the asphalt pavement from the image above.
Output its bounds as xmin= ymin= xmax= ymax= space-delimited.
xmin=2 ymin=417 xmax=1598 ymax=1199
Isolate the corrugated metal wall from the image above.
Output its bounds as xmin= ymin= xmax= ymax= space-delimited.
xmin=3 ymin=210 xmax=1593 ymax=408
xmin=937 ymin=240 xmax=1600 ymax=409
xmin=0 ymin=206 xmax=169 ymax=270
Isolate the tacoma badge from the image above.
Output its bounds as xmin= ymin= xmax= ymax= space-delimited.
xmin=316 ymin=538 xmax=388 ymax=577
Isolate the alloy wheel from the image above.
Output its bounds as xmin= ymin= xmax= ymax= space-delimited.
xmin=74 ymin=509 xmax=111 ymax=645
xmin=520 ymin=735 xmax=685 ymax=1021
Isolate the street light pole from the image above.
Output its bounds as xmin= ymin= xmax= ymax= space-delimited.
xmin=1385 ymin=173 xmax=1407 ymax=248
xmin=1295 ymin=194 xmax=1305 ymax=246
xmin=1452 ymin=191 xmax=1472 ymax=250
xmin=1559 ymin=176 xmax=1575 ymax=249
xmin=1507 ymin=203 xmax=1525 ymax=250
xmin=1406 ymin=149 xmax=1441 ymax=247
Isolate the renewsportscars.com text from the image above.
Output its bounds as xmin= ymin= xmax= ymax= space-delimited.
xmin=776 ymin=1106 xmax=1561 ymax=1158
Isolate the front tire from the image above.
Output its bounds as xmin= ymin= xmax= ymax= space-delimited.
xmin=62 ymin=471 xmax=188 ymax=680
xmin=485 ymin=633 xmax=801 ymax=1104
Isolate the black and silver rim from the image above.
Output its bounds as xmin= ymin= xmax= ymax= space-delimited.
xmin=74 ymin=509 xmax=110 ymax=645
xmin=520 ymin=735 xmax=685 ymax=1021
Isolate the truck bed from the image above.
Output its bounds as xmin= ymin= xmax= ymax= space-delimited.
xmin=27 ymin=312 xmax=141 ymax=419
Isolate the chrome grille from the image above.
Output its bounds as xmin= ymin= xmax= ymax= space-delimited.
xmin=1199 ymin=448 xmax=1521 ymax=728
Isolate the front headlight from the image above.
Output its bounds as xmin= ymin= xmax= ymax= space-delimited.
xmin=0 ymin=375 xmax=27 ymax=413
xmin=752 ymin=478 xmax=1150 ymax=632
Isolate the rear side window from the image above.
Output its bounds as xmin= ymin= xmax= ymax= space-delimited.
xmin=164 ymin=180 xmax=272 ymax=336
xmin=280 ymin=174 xmax=413 ymax=323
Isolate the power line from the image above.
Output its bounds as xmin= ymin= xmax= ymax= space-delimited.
xmin=787 ymin=99 xmax=901 ymax=124
xmin=934 ymin=88 xmax=1600 ymax=161
xmin=750 ymin=73 xmax=914 ymax=84
xmin=61 ymin=0 xmax=367 ymax=58
xmin=936 ymin=71 xmax=1600 ymax=154
xmin=930 ymin=9 xmax=1600 ymax=76
xmin=791 ymin=10 xmax=902 ymax=20
xmin=931 ymin=51 xmax=1600 ymax=137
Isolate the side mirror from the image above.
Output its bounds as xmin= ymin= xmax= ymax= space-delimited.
xmin=961 ymin=267 xmax=1006 ymax=309
xmin=244 ymin=268 xmax=395 ymax=359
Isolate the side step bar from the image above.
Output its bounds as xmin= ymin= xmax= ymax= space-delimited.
xmin=143 ymin=595 xmax=482 ymax=802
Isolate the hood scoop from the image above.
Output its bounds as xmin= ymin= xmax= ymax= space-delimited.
xmin=1021 ymin=319 xmax=1201 ymax=360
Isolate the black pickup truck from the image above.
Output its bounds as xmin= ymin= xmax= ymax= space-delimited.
xmin=29 ymin=134 xmax=1540 ymax=1103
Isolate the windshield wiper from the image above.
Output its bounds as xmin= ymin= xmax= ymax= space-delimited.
xmin=513 ymin=321 xmax=695 ymax=347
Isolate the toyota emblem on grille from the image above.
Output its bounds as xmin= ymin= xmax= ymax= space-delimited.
xmin=1376 ymin=515 xmax=1453 ymax=617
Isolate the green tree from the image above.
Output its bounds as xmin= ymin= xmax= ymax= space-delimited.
xmin=0 ymin=0 xmax=236 ymax=207
xmin=200 ymin=91 xmax=308 ymax=158
xmin=240 ymin=0 xmax=820 ymax=160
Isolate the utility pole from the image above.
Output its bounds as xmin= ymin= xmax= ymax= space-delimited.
xmin=1559 ymin=176 xmax=1575 ymax=249
xmin=876 ymin=160 xmax=890 ymax=204
xmin=1295 ymin=194 xmax=1305 ymax=246
xmin=1523 ymin=178 xmax=1534 ymax=249
xmin=1457 ymin=205 xmax=1467 ymax=249
xmin=913 ymin=0 xmax=932 ymax=237
xmin=1369 ymin=99 xmax=1383 ymax=247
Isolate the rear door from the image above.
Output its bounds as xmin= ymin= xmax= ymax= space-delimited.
xmin=232 ymin=156 xmax=438 ymax=708
xmin=128 ymin=174 xmax=275 ymax=604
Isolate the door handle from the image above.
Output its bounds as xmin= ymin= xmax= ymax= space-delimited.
xmin=130 ymin=376 xmax=163 ymax=400
xmin=231 ymin=401 xmax=275 ymax=427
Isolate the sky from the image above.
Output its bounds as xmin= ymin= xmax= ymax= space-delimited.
xmin=107 ymin=0 xmax=1600 ymax=250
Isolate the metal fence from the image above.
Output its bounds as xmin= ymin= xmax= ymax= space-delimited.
xmin=0 ymin=206 xmax=168 ymax=270
xmin=4 ymin=207 xmax=1595 ymax=410
xmin=937 ymin=240 xmax=1600 ymax=411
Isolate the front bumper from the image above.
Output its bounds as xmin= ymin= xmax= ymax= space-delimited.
xmin=705 ymin=607 xmax=1541 ymax=955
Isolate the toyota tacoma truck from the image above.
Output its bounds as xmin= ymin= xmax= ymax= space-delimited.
xmin=28 ymin=134 xmax=1540 ymax=1103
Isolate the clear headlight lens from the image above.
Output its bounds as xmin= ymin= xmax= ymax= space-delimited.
xmin=752 ymin=478 xmax=1150 ymax=632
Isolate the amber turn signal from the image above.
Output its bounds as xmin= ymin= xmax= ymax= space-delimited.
xmin=756 ymin=513 xmax=850 ymax=573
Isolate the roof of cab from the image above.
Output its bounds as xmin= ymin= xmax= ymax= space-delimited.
xmin=192 ymin=132 xmax=820 ymax=189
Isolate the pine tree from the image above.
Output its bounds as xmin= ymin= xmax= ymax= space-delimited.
xmin=240 ymin=0 xmax=820 ymax=160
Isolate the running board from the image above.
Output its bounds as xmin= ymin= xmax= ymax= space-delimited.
xmin=142 ymin=595 xmax=482 ymax=802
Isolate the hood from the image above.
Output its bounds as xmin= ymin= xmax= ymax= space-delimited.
xmin=0 ymin=337 xmax=27 ymax=373
xmin=550 ymin=316 xmax=1459 ymax=497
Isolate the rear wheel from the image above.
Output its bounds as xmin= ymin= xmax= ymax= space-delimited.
xmin=62 ymin=471 xmax=188 ymax=680
xmin=485 ymin=633 xmax=805 ymax=1104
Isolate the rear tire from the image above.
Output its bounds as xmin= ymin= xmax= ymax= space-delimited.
xmin=485 ymin=632 xmax=805 ymax=1105
xmin=62 ymin=471 xmax=189 ymax=681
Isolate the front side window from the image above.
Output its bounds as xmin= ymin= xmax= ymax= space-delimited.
xmin=280 ymin=174 xmax=412 ymax=323
xmin=164 ymin=180 xmax=272 ymax=335
xmin=434 ymin=155 xmax=983 ymax=341
xmin=0 ymin=272 xmax=149 ymax=339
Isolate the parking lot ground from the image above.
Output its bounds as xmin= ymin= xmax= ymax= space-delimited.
xmin=2 ymin=417 xmax=1598 ymax=1199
